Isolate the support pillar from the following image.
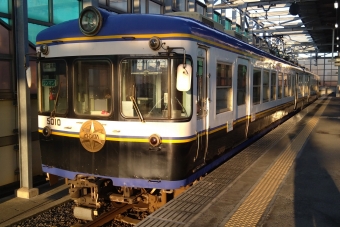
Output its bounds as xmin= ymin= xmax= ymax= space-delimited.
xmin=15 ymin=0 xmax=38 ymax=199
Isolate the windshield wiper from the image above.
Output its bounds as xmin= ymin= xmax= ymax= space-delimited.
xmin=130 ymin=96 xmax=145 ymax=122
xmin=50 ymin=81 xmax=61 ymax=118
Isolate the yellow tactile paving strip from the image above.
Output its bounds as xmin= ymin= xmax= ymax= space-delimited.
xmin=224 ymin=98 xmax=330 ymax=227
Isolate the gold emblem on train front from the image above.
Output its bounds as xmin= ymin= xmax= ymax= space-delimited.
xmin=79 ymin=120 xmax=106 ymax=152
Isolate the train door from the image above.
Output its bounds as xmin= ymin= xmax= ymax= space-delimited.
xmin=195 ymin=47 xmax=209 ymax=165
xmin=235 ymin=58 xmax=249 ymax=122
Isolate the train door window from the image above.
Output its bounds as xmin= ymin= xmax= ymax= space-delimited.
xmin=39 ymin=60 xmax=67 ymax=114
xmin=291 ymin=74 xmax=294 ymax=96
xmin=253 ymin=68 xmax=261 ymax=105
xmin=291 ymin=74 xmax=296 ymax=96
xmin=278 ymin=72 xmax=283 ymax=99
xmin=74 ymin=60 xmax=112 ymax=116
xmin=197 ymin=58 xmax=206 ymax=116
xmin=237 ymin=64 xmax=247 ymax=106
xmin=262 ymin=70 xmax=269 ymax=103
xmin=216 ymin=62 xmax=232 ymax=113
xmin=306 ymin=75 xmax=310 ymax=94
xmin=120 ymin=58 xmax=192 ymax=119
xmin=283 ymin=73 xmax=288 ymax=97
xmin=298 ymin=74 xmax=303 ymax=95
xmin=270 ymin=71 xmax=277 ymax=100
xmin=289 ymin=74 xmax=292 ymax=96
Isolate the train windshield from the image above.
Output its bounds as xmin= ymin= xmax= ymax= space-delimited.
xmin=74 ymin=60 xmax=112 ymax=116
xmin=121 ymin=57 xmax=192 ymax=120
xmin=39 ymin=60 xmax=67 ymax=114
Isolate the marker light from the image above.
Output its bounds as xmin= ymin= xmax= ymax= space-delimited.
xmin=79 ymin=6 xmax=103 ymax=36
xmin=42 ymin=126 xmax=52 ymax=137
xmin=149 ymin=134 xmax=162 ymax=147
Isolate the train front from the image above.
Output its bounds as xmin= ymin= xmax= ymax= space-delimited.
xmin=36 ymin=6 xmax=196 ymax=219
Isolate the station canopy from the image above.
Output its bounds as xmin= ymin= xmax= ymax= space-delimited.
xmin=210 ymin=0 xmax=339 ymax=59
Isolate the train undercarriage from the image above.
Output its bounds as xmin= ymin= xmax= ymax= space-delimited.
xmin=67 ymin=175 xmax=188 ymax=221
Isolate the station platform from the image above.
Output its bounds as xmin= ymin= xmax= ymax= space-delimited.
xmin=137 ymin=95 xmax=340 ymax=227
xmin=0 ymin=179 xmax=69 ymax=226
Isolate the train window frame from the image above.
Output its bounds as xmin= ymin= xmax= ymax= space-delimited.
xmin=38 ymin=59 xmax=68 ymax=115
xmin=252 ymin=68 xmax=261 ymax=105
xmin=262 ymin=70 xmax=270 ymax=103
xmin=73 ymin=58 xmax=113 ymax=118
xmin=216 ymin=62 xmax=233 ymax=114
xmin=119 ymin=56 xmax=193 ymax=121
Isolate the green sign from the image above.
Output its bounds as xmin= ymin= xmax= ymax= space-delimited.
xmin=42 ymin=79 xmax=57 ymax=87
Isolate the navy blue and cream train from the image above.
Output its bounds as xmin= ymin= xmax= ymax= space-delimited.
xmin=36 ymin=6 xmax=319 ymax=219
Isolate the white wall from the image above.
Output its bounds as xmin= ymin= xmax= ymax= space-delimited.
xmin=0 ymin=99 xmax=42 ymax=186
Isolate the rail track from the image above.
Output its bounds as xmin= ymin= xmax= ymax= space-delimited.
xmin=82 ymin=204 xmax=135 ymax=227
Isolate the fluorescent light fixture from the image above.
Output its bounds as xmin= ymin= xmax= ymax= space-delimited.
xmin=335 ymin=1 xmax=338 ymax=9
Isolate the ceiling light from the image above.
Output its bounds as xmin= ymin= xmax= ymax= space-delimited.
xmin=335 ymin=1 xmax=338 ymax=9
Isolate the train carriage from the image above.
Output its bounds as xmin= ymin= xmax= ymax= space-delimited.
xmin=36 ymin=6 xmax=319 ymax=219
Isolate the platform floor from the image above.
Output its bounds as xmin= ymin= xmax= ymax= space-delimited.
xmin=137 ymin=95 xmax=340 ymax=227
xmin=0 ymin=179 xmax=69 ymax=226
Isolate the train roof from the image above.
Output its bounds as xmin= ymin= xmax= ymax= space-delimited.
xmin=36 ymin=9 xmax=317 ymax=76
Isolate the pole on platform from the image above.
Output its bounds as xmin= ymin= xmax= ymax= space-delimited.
xmin=337 ymin=66 xmax=340 ymax=97
xmin=15 ymin=0 xmax=39 ymax=199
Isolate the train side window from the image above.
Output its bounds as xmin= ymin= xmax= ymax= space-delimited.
xmin=253 ymin=68 xmax=261 ymax=105
xmin=216 ymin=62 xmax=232 ymax=113
xmin=74 ymin=60 xmax=112 ymax=116
xmin=278 ymin=72 xmax=283 ymax=99
xmin=270 ymin=71 xmax=277 ymax=100
xmin=262 ymin=70 xmax=269 ymax=103
xmin=40 ymin=60 xmax=67 ymax=114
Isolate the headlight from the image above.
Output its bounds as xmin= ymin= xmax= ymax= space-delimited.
xmin=149 ymin=37 xmax=161 ymax=51
xmin=149 ymin=134 xmax=162 ymax=147
xmin=42 ymin=126 xmax=52 ymax=137
xmin=40 ymin=44 xmax=49 ymax=55
xmin=79 ymin=6 xmax=103 ymax=36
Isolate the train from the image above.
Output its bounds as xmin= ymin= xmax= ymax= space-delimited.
xmin=36 ymin=6 xmax=319 ymax=220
